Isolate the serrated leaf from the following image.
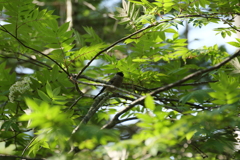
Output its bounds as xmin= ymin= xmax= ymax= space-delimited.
xmin=180 ymin=89 xmax=211 ymax=104
xmin=145 ymin=94 xmax=155 ymax=111
xmin=31 ymin=8 xmax=39 ymax=20
xmin=49 ymin=49 xmax=64 ymax=62
xmin=58 ymin=22 xmax=69 ymax=34
xmin=46 ymin=82 xmax=53 ymax=98
xmin=37 ymin=90 xmax=51 ymax=102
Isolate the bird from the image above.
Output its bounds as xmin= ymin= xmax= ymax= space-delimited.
xmin=93 ymin=72 xmax=124 ymax=99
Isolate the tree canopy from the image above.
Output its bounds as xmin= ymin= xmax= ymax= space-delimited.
xmin=0 ymin=0 xmax=240 ymax=159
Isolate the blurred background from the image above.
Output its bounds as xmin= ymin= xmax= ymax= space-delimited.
xmin=31 ymin=0 xmax=238 ymax=52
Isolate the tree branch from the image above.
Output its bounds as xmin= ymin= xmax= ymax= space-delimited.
xmin=71 ymin=93 xmax=112 ymax=135
xmin=0 ymin=24 xmax=70 ymax=77
xmin=0 ymin=53 xmax=52 ymax=69
xmin=77 ymin=80 xmax=141 ymax=98
xmin=0 ymin=129 xmax=32 ymax=142
xmin=118 ymin=117 xmax=139 ymax=123
xmin=102 ymin=49 xmax=240 ymax=129
xmin=75 ymin=13 xmax=236 ymax=79
xmin=158 ymin=97 xmax=206 ymax=110
xmin=75 ymin=20 xmax=169 ymax=79
xmin=67 ymin=95 xmax=83 ymax=110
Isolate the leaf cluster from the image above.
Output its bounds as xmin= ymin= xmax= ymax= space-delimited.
xmin=0 ymin=0 xmax=240 ymax=159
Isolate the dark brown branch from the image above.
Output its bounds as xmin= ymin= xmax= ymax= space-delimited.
xmin=147 ymin=81 xmax=218 ymax=91
xmin=0 ymin=54 xmax=52 ymax=69
xmin=77 ymin=80 xmax=141 ymax=98
xmin=190 ymin=142 xmax=208 ymax=159
xmin=102 ymin=49 xmax=240 ymax=129
xmin=118 ymin=117 xmax=139 ymax=123
xmin=150 ymin=50 xmax=240 ymax=95
xmin=222 ymin=18 xmax=240 ymax=32
xmin=67 ymin=95 xmax=83 ymax=110
xmin=158 ymin=98 xmax=205 ymax=110
xmin=179 ymin=80 xmax=218 ymax=86
xmin=18 ymin=52 xmax=52 ymax=69
xmin=78 ymin=75 xmax=149 ymax=94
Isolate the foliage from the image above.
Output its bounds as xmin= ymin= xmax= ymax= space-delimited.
xmin=0 ymin=0 xmax=240 ymax=159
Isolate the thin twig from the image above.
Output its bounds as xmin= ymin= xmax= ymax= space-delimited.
xmin=190 ymin=142 xmax=208 ymax=159
xmin=0 ymin=24 xmax=69 ymax=77
xmin=22 ymin=136 xmax=36 ymax=156
xmin=118 ymin=117 xmax=139 ymax=123
xmin=67 ymin=95 xmax=82 ymax=110
xmin=77 ymin=81 xmax=141 ymax=98
xmin=0 ymin=129 xmax=32 ymax=142
xmin=0 ymin=54 xmax=52 ymax=69
xmin=71 ymin=93 xmax=112 ymax=135
xmin=158 ymin=98 xmax=205 ymax=109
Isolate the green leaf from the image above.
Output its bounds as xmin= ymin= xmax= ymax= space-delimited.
xmin=52 ymin=65 xmax=59 ymax=80
xmin=49 ymin=49 xmax=65 ymax=62
xmin=227 ymin=41 xmax=240 ymax=47
xmin=53 ymin=87 xmax=61 ymax=96
xmin=136 ymin=113 xmax=152 ymax=123
xmin=46 ymin=82 xmax=53 ymax=98
xmin=159 ymin=31 xmax=166 ymax=41
xmin=180 ymin=89 xmax=211 ymax=104
xmin=186 ymin=130 xmax=196 ymax=140
xmin=144 ymin=94 xmax=155 ymax=111
xmin=25 ymin=97 xmax=39 ymax=110
xmin=42 ymin=141 xmax=50 ymax=149
xmin=37 ymin=90 xmax=51 ymax=102
xmin=0 ymin=142 xmax=15 ymax=154
xmin=58 ymin=22 xmax=70 ymax=34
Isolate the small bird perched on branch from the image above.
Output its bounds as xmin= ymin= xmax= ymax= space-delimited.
xmin=93 ymin=72 xmax=124 ymax=99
